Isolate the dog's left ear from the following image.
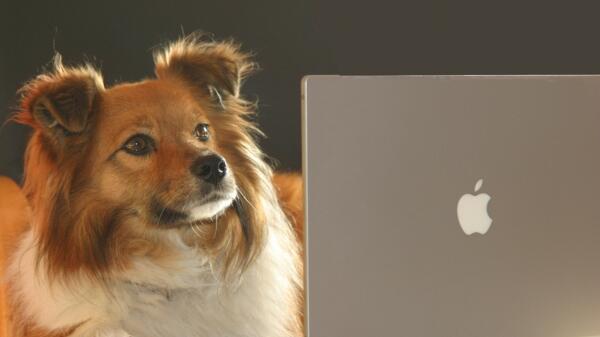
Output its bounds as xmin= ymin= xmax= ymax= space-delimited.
xmin=154 ymin=37 xmax=255 ymax=106
xmin=17 ymin=55 xmax=104 ymax=136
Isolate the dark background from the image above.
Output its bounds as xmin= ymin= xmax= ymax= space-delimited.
xmin=3 ymin=1 xmax=600 ymax=182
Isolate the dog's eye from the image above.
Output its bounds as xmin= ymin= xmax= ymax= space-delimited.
xmin=194 ymin=123 xmax=210 ymax=142
xmin=123 ymin=134 xmax=154 ymax=156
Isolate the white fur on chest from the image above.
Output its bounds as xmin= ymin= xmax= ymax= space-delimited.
xmin=9 ymin=210 xmax=299 ymax=337
xmin=121 ymin=226 xmax=298 ymax=337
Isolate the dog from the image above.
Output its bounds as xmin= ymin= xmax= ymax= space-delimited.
xmin=5 ymin=36 xmax=304 ymax=337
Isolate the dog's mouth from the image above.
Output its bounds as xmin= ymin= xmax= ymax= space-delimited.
xmin=150 ymin=199 xmax=188 ymax=226
xmin=151 ymin=188 xmax=237 ymax=228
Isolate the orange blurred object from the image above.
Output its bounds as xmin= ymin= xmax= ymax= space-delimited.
xmin=272 ymin=172 xmax=304 ymax=243
xmin=0 ymin=177 xmax=30 ymax=337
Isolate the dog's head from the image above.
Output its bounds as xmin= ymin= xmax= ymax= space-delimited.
xmin=16 ymin=37 xmax=269 ymax=281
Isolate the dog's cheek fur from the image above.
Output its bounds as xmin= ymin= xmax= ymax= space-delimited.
xmin=44 ymin=195 xmax=131 ymax=279
xmin=205 ymin=108 xmax=267 ymax=276
xmin=30 ymin=154 xmax=134 ymax=281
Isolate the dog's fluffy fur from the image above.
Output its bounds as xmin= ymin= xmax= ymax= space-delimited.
xmin=6 ymin=36 xmax=303 ymax=337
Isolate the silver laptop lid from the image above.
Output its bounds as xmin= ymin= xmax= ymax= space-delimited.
xmin=303 ymin=75 xmax=600 ymax=337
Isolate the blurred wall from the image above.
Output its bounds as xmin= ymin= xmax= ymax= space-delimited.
xmin=3 ymin=1 xmax=600 ymax=182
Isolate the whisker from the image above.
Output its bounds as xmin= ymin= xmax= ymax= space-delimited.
xmin=236 ymin=187 xmax=257 ymax=212
xmin=191 ymin=223 xmax=202 ymax=238
xmin=212 ymin=215 xmax=220 ymax=240
xmin=157 ymin=205 xmax=167 ymax=225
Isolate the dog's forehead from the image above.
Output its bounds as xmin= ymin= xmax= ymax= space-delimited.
xmin=100 ymin=79 xmax=205 ymax=124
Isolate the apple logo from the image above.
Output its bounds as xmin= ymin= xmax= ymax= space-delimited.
xmin=457 ymin=178 xmax=493 ymax=235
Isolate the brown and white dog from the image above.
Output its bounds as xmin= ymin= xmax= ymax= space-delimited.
xmin=5 ymin=36 xmax=304 ymax=337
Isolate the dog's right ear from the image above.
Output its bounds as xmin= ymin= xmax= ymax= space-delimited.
xmin=17 ymin=55 xmax=104 ymax=137
xmin=153 ymin=35 xmax=255 ymax=109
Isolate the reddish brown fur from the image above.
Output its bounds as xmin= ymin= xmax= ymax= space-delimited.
xmin=7 ymin=36 xmax=304 ymax=336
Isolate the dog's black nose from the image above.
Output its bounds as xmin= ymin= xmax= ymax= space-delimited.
xmin=191 ymin=154 xmax=227 ymax=184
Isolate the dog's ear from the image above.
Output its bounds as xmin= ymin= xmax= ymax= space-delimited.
xmin=154 ymin=36 xmax=255 ymax=107
xmin=18 ymin=55 xmax=104 ymax=136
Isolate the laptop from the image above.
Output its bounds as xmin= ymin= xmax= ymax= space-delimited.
xmin=302 ymin=75 xmax=600 ymax=337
